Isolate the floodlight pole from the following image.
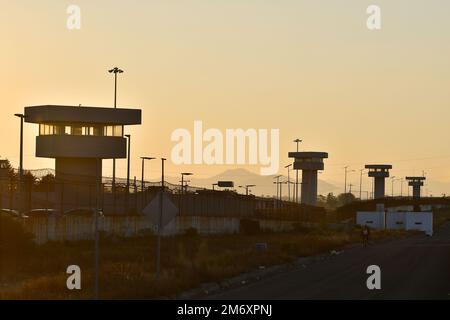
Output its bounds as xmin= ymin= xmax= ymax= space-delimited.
xmin=156 ymin=158 xmax=166 ymax=280
xmin=108 ymin=67 xmax=124 ymax=214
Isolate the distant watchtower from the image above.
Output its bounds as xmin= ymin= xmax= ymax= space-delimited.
xmin=406 ymin=176 xmax=426 ymax=199
xmin=365 ymin=164 xmax=392 ymax=199
xmin=24 ymin=105 xmax=141 ymax=212
xmin=288 ymin=152 xmax=328 ymax=206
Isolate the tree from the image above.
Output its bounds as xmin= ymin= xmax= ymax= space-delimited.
xmin=316 ymin=193 xmax=339 ymax=210
xmin=337 ymin=193 xmax=357 ymax=206
xmin=36 ymin=173 xmax=56 ymax=192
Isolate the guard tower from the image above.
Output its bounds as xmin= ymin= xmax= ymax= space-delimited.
xmin=288 ymin=152 xmax=328 ymax=206
xmin=406 ymin=176 xmax=426 ymax=199
xmin=24 ymin=105 xmax=141 ymax=212
xmin=365 ymin=164 xmax=392 ymax=199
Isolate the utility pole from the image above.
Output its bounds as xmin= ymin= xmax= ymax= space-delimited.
xmin=344 ymin=166 xmax=355 ymax=194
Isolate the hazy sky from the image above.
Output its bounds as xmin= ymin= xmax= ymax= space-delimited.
xmin=1 ymin=0 xmax=450 ymax=195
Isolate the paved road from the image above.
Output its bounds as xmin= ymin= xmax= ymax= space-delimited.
xmin=209 ymin=224 xmax=450 ymax=299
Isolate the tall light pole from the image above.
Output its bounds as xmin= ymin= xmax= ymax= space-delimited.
xmin=293 ymin=139 xmax=302 ymax=203
xmin=14 ymin=113 xmax=25 ymax=212
xmin=108 ymin=67 xmax=124 ymax=213
xmin=108 ymin=67 xmax=124 ymax=108
xmin=141 ymin=157 xmax=155 ymax=209
xmin=285 ymin=164 xmax=292 ymax=202
xmin=94 ymin=157 xmax=101 ymax=300
xmin=359 ymin=168 xmax=366 ymax=200
xmin=273 ymin=175 xmax=282 ymax=208
xmin=156 ymin=158 xmax=166 ymax=279
xmin=125 ymin=134 xmax=131 ymax=212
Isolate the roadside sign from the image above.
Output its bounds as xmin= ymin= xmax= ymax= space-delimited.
xmin=218 ymin=181 xmax=234 ymax=188
xmin=142 ymin=191 xmax=179 ymax=229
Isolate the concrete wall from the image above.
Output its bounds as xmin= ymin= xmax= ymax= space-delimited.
xmin=386 ymin=212 xmax=406 ymax=230
xmin=358 ymin=211 xmax=433 ymax=235
xmin=22 ymin=215 xmax=300 ymax=244
xmin=356 ymin=212 xmax=385 ymax=230
xmin=405 ymin=212 xmax=433 ymax=236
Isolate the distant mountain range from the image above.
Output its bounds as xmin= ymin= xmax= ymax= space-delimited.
xmin=165 ymin=168 xmax=340 ymax=197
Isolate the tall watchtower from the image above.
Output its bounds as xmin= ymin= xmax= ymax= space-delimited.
xmin=406 ymin=176 xmax=426 ymax=199
xmin=24 ymin=105 xmax=141 ymax=212
xmin=288 ymin=152 xmax=328 ymax=206
xmin=365 ymin=164 xmax=392 ymax=199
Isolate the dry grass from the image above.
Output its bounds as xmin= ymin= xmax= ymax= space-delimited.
xmin=0 ymin=225 xmax=408 ymax=300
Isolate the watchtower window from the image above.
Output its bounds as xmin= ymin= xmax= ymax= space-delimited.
xmin=72 ymin=126 xmax=82 ymax=136
xmin=39 ymin=124 xmax=122 ymax=137
xmin=104 ymin=125 xmax=123 ymax=137
xmin=39 ymin=124 xmax=55 ymax=135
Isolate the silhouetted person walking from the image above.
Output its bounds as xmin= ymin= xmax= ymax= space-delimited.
xmin=361 ymin=225 xmax=371 ymax=247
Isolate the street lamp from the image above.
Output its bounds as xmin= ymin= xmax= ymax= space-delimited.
xmin=14 ymin=113 xmax=26 ymax=212
xmin=108 ymin=67 xmax=124 ymax=212
xmin=293 ymin=139 xmax=302 ymax=203
xmin=247 ymin=185 xmax=256 ymax=196
xmin=181 ymin=172 xmax=193 ymax=193
xmin=285 ymin=164 xmax=292 ymax=202
xmin=359 ymin=168 xmax=367 ymax=200
xmin=141 ymin=156 xmax=156 ymax=208
xmin=156 ymin=157 xmax=167 ymax=280
xmin=239 ymin=184 xmax=256 ymax=196
xmin=108 ymin=67 xmax=124 ymax=108
xmin=125 ymin=134 xmax=131 ymax=212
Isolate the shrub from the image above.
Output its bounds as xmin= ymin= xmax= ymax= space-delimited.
xmin=184 ymin=227 xmax=199 ymax=237
xmin=0 ymin=214 xmax=35 ymax=273
xmin=239 ymin=219 xmax=260 ymax=235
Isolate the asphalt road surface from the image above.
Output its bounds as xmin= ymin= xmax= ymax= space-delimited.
xmin=209 ymin=223 xmax=450 ymax=300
